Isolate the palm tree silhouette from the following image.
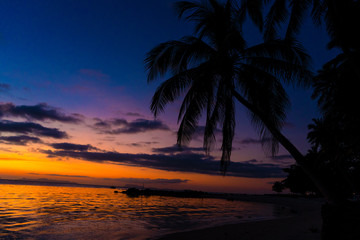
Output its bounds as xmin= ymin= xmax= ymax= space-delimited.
xmin=145 ymin=0 xmax=336 ymax=201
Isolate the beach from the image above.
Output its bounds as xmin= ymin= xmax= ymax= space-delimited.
xmin=158 ymin=195 xmax=323 ymax=240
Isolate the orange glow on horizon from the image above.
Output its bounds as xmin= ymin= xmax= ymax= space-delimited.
xmin=0 ymin=151 xmax=279 ymax=194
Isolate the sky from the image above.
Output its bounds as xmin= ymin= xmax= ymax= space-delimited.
xmin=0 ymin=0 xmax=338 ymax=193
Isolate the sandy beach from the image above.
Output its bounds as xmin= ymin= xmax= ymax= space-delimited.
xmin=157 ymin=195 xmax=323 ymax=240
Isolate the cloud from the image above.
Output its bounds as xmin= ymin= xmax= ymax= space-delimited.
xmin=0 ymin=83 xmax=11 ymax=92
xmin=93 ymin=118 xmax=170 ymax=134
xmin=92 ymin=118 xmax=130 ymax=129
xmin=240 ymin=137 xmax=271 ymax=145
xmin=43 ymin=145 xmax=285 ymax=178
xmin=270 ymin=154 xmax=293 ymax=160
xmin=125 ymin=112 xmax=143 ymax=117
xmin=242 ymin=159 xmax=258 ymax=164
xmin=29 ymin=173 xmax=88 ymax=178
xmin=0 ymin=120 xmax=68 ymax=139
xmin=152 ymin=144 xmax=204 ymax=154
xmin=0 ymin=103 xmax=82 ymax=123
xmin=28 ymin=172 xmax=188 ymax=185
xmin=125 ymin=141 xmax=159 ymax=147
xmin=103 ymin=177 xmax=188 ymax=184
xmin=269 ymin=154 xmax=294 ymax=167
xmin=79 ymin=69 xmax=110 ymax=81
xmin=0 ymin=135 xmax=42 ymax=145
xmin=50 ymin=143 xmax=98 ymax=151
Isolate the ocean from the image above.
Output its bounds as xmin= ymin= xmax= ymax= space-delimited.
xmin=0 ymin=184 xmax=282 ymax=239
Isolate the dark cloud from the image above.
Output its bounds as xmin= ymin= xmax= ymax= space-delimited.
xmin=125 ymin=112 xmax=143 ymax=117
xmin=29 ymin=172 xmax=88 ymax=178
xmin=269 ymin=154 xmax=294 ymax=167
xmin=79 ymin=69 xmax=110 ymax=80
xmin=93 ymin=119 xmax=111 ymax=129
xmin=190 ymin=126 xmax=222 ymax=141
xmin=111 ymin=118 xmax=128 ymax=126
xmin=28 ymin=172 xmax=187 ymax=185
xmin=126 ymin=141 xmax=159 ymax=147
xmin=103 ymin=177 xmax=188 ymax=184
xmin=0 ymin=135 xmax=42 ymax=145
xmin=0 ymin=83 xmax=11 ymax=92
xmin=240 ymin=137 xmax=271 ymax=145
xmin=50 ymin=143 xmax=98 ymax=151
xmin=270 ymin=154 xmax=293 ymax=160
xmin=153 ymin=144 xmax=204 ymax=154
xmin=0 ymin=120 xmax=68 ymax=139
xmin=0 ymin=103 xmax=82 ymax=123
xmin=42 ymin=146 xmax=285 ymax=178
xmin=93 ymin=118 xmax=170 ymax=134
xmin=128 ymin=143 xmax=142 ymax=147
xmin=111 ymin=119 xmax=169 ymax=134
xmin=242 ymin=159 xmax=258 ymax=164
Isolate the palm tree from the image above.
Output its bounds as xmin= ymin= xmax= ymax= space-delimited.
xmin=145 ymin=0 xmax=337 ymax=202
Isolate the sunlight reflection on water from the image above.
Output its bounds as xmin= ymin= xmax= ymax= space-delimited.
xmin=0 ymin=184 xmax=282 ymax=239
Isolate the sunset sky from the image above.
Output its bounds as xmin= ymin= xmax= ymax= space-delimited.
xmin=0 ymin=0 xmax=338 ymax=193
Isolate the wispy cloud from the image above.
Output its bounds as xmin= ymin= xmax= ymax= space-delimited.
xmin=126 ymin=141 xmax=159 ymax=147
xmin=102 ymin=177 xmax=189 ymax=184
xmin=43 ymin=143 xmax=285 ymax=178
xmin=270 ymin=154 xmax=293 ymax=160
xmin=28 ymin=172 xmax=188 ymax=185
xmin=0 ymin=135 xmax=42 ymax=145
xmin=0 ymin=120 xmax=68 ymax=139
xmin=50 ymin=142 xmax=98 ymax=151
xmin=125 ymin=112 xmax=143 ymax=117
xmin=79 ymin=69 xmax=110 ymax=81
xmin=92 ymin=118 xmax=170 ymax=134
xmin=0 ymin=83 xmax=11 ymax=93
xmin=0 ymin=102 xmax=82 ymax=123
xmin=240 ymin=137 xmax=271 ymax=145
xmin=152 ymin=144 xmax=204 ymax=154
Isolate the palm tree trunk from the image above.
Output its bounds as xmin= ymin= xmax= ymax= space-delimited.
xmin=232 ymin=89 xmax=338 ymax=204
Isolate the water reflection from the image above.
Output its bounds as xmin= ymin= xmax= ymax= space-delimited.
xmin=0 ymin=184 xmax=280 ymax=239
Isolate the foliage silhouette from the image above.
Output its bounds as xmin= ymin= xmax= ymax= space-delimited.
xmin=145 ymin=0 xmax=339 ymax=200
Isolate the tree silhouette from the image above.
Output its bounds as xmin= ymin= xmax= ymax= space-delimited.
xmin=145 ymin=0 xmax=339 ymax=202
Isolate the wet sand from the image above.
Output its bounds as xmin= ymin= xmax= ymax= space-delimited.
xmin=157 ymin=195 xmax=323 ymax=240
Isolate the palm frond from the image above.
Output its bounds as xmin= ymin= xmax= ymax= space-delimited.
xmin=285 ymin=0 xmax=312 ymax=39
xmin=311 ymin=0 xmax=325 ymax=26
xmin=264 ymin=0 xmax=288 ymax=41
xmin=177 ymin=82 xmax=209 ymax=146
xmin=244 ymin=40 xmax=313 ymax=86
xmin=236 ymin=65 xmax=289 ymax=155
xmin=235 ymin=0 xmax=264 ymax=32
xmin=175 ymin=1 xmax=204 ymax=19
xmin=204 ymin=79 xmax=225 ymax=154
xmin=150 ymin=67 xmax=200 ymax=117
xmin=220 ymin=91 xmax=235 ymax=173
xmin=145 ymin=36 xmax=215 ymax=82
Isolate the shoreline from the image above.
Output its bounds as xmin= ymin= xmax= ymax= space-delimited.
xmin=156 ymin=195 xmax=323 ymax=240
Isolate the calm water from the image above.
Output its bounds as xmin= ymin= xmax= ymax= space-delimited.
xmin=0 ymin=184 xmax=283 ymax=240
